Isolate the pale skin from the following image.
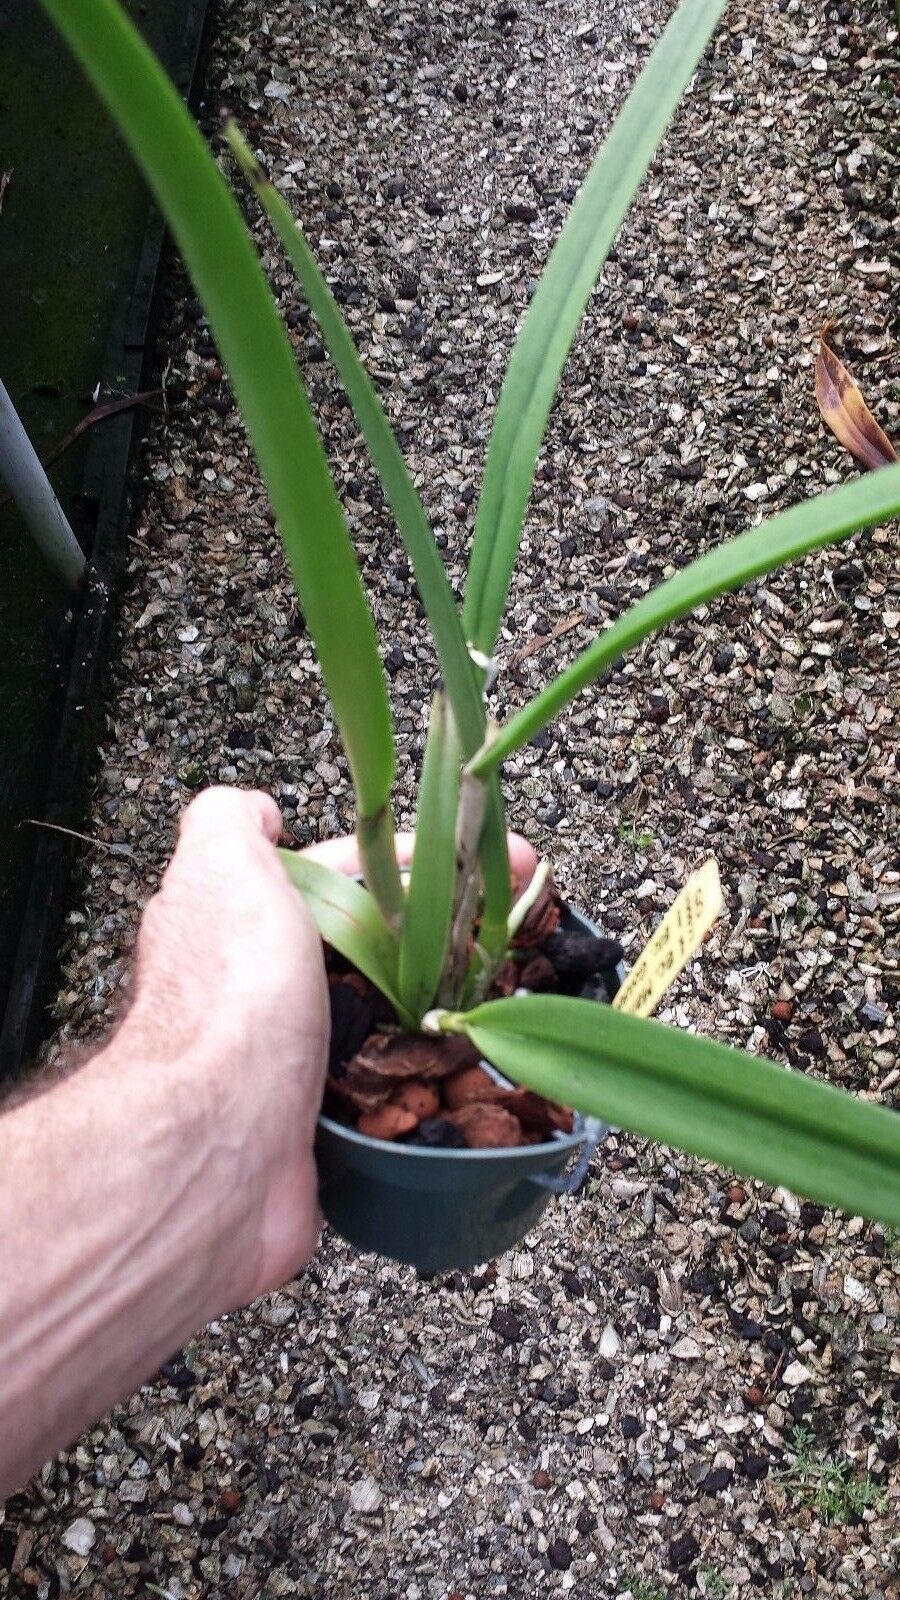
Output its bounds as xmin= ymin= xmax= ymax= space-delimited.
xmin=0 ymin=786 xmax=536 ymax=1499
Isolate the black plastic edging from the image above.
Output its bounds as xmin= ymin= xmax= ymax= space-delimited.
xmin=0 ymin=0 xmax=214 ymax=1077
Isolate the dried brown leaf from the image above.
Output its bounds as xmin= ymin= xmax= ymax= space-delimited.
xmin=346 ymin=1031 xmax=477 ymax=1087
xmin=815 ymin=332 xmax=897 ymax=469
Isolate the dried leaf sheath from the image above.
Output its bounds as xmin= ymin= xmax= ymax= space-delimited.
xmin=816 ymin=333 xmax=897 ymax=470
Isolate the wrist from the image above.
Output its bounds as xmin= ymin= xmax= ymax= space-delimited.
xmin=91 ymin=1017 xmax=261 ymax=1318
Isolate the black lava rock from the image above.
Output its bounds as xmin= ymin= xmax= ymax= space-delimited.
xmin=410 ymin=1118 xmax=468 ymax=1149
xmin=542 ymin=930 xmax=624 ymax=981
xmin=669 ymin=1532 xmax=700 ymax=1569
xmin=578 ymin=974 xmax=614 ymax=1004
xmin=547 ymin=1538 xmax=572 ymax=1570
xmin=702 ymin=1466 xmax=733 ymax=1493
xmin=505 ymin=200 xmax=538 ymax=223
xmin=327 ymin=982 xmax=379 ymax=1073
xmin=490 ymin=1306 xmax=525 ymax=1343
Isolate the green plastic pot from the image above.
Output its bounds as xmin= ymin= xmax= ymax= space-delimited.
xmin=315 ymin=905 xmax=620 ymax=1271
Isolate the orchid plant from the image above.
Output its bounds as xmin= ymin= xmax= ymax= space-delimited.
xmin=42 ymin=0 xmax=900 ymax=1224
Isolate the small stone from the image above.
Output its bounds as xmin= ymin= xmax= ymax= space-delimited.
xmin=491 ymin=1306 xmax=525 ymax=1343
xmin=857 ymin=1000 xmax=888 ymax=1028
xmin=505 ymin=200 xmax=538 ymax=223
xmin=738 ymin=1218 xmax=760 ymax=1244
xmin=783 ymin=1360 xmax=813 ymax=1388
xmin=771 ymin=999 xmax=794 ymax=1023
xmin=726 ymin=1184 xmax=746 ymax=1205
xmin=702 ymin=1466 xmax=733 ymax=1493
xmin=742 ymin=1452 xmax=770 ymax=1481
xmin=576 ymin=1508 xmax=597 ymax=1534
xmin=349 ymin=1476 xmax=383 ymax=1514
xmin=669 ymin=1532 xmax=699 ymax=1569
xmin=219 ymin=1487 xmax=242 ymax=1514
xmin=532 ymin=1469 xmax=551 ymax=1489
xmin=62 ymin=1518 xmax=96 ymax=1557
xmin=671 ymin=1335 xmax=703 ymax=1359
xmin=598 ymin=1322 xmax=621 ymax=1360
xmin=547 ymin=1537 xmax=572 ymax=1570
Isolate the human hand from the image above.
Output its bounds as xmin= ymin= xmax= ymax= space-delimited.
xmin=118 ymin=788 xmax=537 ymax=1307
xmin=116 ymin=787 xmax=328 ymax=1306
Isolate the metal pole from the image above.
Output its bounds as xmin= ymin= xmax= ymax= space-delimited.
xmin=0 ymin=377 xmax=86 ymax=592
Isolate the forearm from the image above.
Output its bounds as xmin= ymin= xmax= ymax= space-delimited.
xmin=0 ymin=1029 xmax=252 ymax=1498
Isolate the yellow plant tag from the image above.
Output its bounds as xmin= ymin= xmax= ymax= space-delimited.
xmin=612 ymin=859 xmax=723 ymax=1018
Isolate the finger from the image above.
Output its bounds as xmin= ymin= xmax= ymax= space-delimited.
xmin=302 ymin=828 xmax=537 ymax=892
xmin=178 ymin=786 xmax=283 ymax=847
xmin=508 ymin=832 xmax=539 ymax=891
xmin=300 ymin=831 xmax=416 ymax=876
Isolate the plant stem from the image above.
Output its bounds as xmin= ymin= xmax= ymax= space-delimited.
xmin=438 ymin=770 xmax=487 ymax=1005
xmin=0 ymin=378 xmax=86 ymax=592
xmin=356 ymin=804 xmax=406 ymax=933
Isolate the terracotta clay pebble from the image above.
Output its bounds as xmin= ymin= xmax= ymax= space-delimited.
xmin=390 ymin=1080 xmax=440 ymax=1121
xmin=498 ymin=1088 xmax=574 ymax=1136
xmin=357 ymin=1104 xmax=419 ymax=1141
xmin=443 ymin=1064 xmax=506 ymax=1111
xmin=443 ymin=1103 xmax=524 ymax=1148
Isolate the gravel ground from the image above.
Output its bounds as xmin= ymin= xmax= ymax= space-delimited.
xmin=4 ymin=0 xmax=899 ymax=1594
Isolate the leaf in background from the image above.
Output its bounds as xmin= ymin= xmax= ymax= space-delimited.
xmin=397 ymin=694 xmax=461 ymax=1020
xmin=463 ymin=0 xmax=728 ymax=657
xmin=41 ymin=0 xmax=397 ymax=838
xmin=470 ymin=462 xmax=900 ymax=775
xmin=816 ymin=332 xmax=897 ymax=469
xmin=278 ymin=852 xmax=414 ymax=1027
xmin=442 ymin=995 xmax=900 ymax=1227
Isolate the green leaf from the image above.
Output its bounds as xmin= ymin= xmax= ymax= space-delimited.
xmin=397 ymin=694 xmax=461 ymax=1020
xmin=42 ymin=0 xmax=395 ymax=828
xmin=463 ymin=0 xmax=727 ymax=656
xmin=225 ymin=122 xmax=512 ymax=936
xmin=443 ymin=995 xmax=900 ymax=1227
xmin=470 ymin=463 xmax=900 ymax=775
xmin=278 ymin=851 xmax=414 ymax=1027
xmin=225 ymin=123 xmax=488 ymax=761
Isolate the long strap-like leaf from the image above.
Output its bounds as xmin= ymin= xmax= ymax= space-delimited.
xmin=225 ymin=124 xmax=487 ymax=759
xmin=442 ymin=995 xmax=900 ymax=1227
xmin=470 ymin=463 xmax=900 ymax=774
xmin=42 ymin=0 xmax=396 ymax=829
xmin=463 ymin=0 xmax=727 ymax=656
xmin=397 ymin=694 xmax=460 ymax=1020
xmin=458 ymin=0 xmax=723 ymax=656
xmin=278 ymin=852 xmax=414 ymax=1027
xmin=224 ymin=122 xmax=512 ymax=932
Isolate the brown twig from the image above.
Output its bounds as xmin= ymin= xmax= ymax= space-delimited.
xmin=508 ymin=610 xmax=584 ymax=668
